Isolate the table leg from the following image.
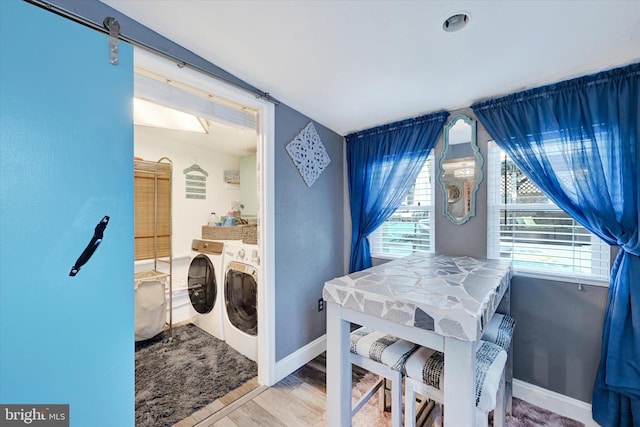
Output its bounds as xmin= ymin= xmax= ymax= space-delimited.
xmin=326 ymin=302 xmax=351 ymax=426
xmin=443 ymin=337 xmax=476 ymax=426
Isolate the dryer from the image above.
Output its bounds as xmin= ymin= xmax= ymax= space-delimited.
xmin=188 ymin=239 xmax=226 ymax=341
xmin=223 ymin=242 xmax=259 ymax=361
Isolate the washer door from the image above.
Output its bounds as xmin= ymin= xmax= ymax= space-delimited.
xmin=225 ymin=262 xmax=257 ymax=336
xmin=188 ymin=254 xmax=217 ymax=314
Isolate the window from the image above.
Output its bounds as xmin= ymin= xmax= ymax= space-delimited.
xmin=487 ymin=142 xmax=610 ymax=282
xmin=369 ymin=157 xmax=434 ymax=257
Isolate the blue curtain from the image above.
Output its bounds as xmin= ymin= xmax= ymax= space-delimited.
xmin=472 ymin=63 xmax=640 ymax=427
xmin=346 ymin=112 xmax=449 ymax=272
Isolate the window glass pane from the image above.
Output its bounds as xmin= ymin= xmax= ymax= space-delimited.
xmin=488 ymin=143 xmax=609 ymax=281
xmin=498 ymin=209 xmax=607 ymax=275
xmin=370 ymin=158 xmax=434 ymax=257
xmin=376 ymin=209 xmax=431 ymax=256
xmin=501 ymin=159 xmax=550 ymax=204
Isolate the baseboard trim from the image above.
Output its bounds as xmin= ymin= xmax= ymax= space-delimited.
xmin=273 ymin=334 xmax=327 ymax=384
xmin=513 ymin=379 xmax=598 ymax=427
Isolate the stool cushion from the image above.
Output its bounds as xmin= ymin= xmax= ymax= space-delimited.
xmin=482 ymin=314 xmax=516 ymax=352
xmin=350 ymin=327 xmax=418 ymax=371
xmin=404 ymin=340 xmax=507 ymax=413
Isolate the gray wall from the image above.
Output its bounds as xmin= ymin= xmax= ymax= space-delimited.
xmin=511 ymin=275 xmax=607 ymax=402
xmin=374 ymin=107 xmax=609 ymax=403
xmin=274 ymin=104 xmax=345 ymax=360
xmin=435 ymin=107 xmax=488 ymax=259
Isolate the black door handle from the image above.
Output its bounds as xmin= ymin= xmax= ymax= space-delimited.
xmin=69 ymin=216 xmax=109 ymax=276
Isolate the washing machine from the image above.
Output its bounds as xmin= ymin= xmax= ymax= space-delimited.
xmin=223 ymin=242 xmax=259 ymax=361
xmin=188 ymin=239 xmax=227 ymax=341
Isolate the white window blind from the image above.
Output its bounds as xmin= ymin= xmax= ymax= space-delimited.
xmin=487 ymin=142 xmax=610 ymax=281
xmin=370 ymin=158 xmax=434 ymax=257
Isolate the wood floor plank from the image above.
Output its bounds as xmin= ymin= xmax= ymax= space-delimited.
xmin=194 ymin=385 xmax=268 ymax=426
xmin=190 ymin=404 xmax=217 ymax=423
xmin=290 ymin=363 xmax=326 ymax=393
xmin=271 ymin=372 xmax=304 ymax=391
xmin=176 ymin=351 xmax=582 ymax=427
xmin=210 ymin=417 xmax=237 ymax=427
xmin=289 ymin=382 xmax=326 ymax=415
xmin=218 ymin=377 xmax=260 ymax=405
xmin=202 ymin=401 xmax=225 ymax=416
xmin=227 ymin=400 xmax=286 ymax=427
xmin=253 ymin=386 xmax=323 ymax=426
xmin=304 ymin=356 xmax=326 ymax=375
xmin=172 ymin=415 xmax=198 ymax=427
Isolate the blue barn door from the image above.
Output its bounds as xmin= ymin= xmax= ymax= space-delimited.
xmin=0 ymin=1 xmax=134 ymax=425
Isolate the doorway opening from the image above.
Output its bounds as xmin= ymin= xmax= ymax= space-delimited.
xmin=132 ymin=48 xmax=274 ymax=426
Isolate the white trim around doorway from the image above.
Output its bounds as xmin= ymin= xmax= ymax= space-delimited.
xmin=134 ymin=48 xmax=276 ymax=386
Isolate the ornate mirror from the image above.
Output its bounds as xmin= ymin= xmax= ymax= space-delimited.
xmin=437 ymin=114 xmax=483 ymax=225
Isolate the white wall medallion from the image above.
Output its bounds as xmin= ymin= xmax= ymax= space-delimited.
xmin=286 ymin=122 xmax=331 ymax=187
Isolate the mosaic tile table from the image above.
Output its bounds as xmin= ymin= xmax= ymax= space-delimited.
xmin=323 ymin=253 xmax=513 ymax=426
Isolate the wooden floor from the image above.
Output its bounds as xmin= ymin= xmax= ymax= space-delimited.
xmin=172 ymin=353 xmax=581 ymax=427
xmin=172 ymin=353 xmax=384 ymax=427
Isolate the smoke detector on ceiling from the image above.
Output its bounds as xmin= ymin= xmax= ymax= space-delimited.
xmin=443 ymin=12 xmax=470 ymax=32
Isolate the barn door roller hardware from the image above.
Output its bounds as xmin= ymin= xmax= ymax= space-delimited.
xmin=103 ymin=17 xmax=120 ymax=65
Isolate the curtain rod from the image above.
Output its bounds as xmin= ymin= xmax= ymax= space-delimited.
xmin=25 ymin=0 xmax=280 ymax=105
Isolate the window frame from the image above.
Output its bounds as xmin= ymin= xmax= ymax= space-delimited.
xmin=487 ymin=142 xmax=610 ymax=286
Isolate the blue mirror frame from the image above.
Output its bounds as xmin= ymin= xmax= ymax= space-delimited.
xmin=437 ymin=114 xmax=483 ymax=225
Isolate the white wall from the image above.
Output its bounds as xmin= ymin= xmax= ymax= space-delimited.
xmin=134 ymin=125 xmax=243 ymax=257
xmin=134 ymin=125 xmax=246 ymax=323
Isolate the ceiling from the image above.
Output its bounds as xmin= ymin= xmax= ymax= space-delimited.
xmin=102 ymin=0 xmax=640 ymax=136
xmin=134 ymin=122 xmax=258 ymax=158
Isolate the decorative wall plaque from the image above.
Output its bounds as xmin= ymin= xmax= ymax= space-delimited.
xmin=183 ymin=163 xmax=208 ymax=199
xmin=285 ymin=122 xmax=331 ymax=187
xmin=224 ymin=169 xmax=240 ymax=184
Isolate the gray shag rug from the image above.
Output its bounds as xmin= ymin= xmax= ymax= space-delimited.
xmin=135 ymin=324 xmax=257 ymax=427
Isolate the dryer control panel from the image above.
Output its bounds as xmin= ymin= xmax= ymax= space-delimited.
xmin=225 ymin=244 xmax=260 ymax=265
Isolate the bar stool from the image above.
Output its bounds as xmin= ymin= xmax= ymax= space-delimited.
xmin=402 ymin=313 xmax=515 ymax=427
xmin=349 ymin=314 xmax=515 ymax=427
xmin=403 ymin=340 xmax=508 ymax=427
xmin=349 ymin=327 xmax=417 ymax=427
xmin=482 ymin=313 xmax=515 ymax=352
xmin=481 ymin=313 xmax=516 ymax=415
